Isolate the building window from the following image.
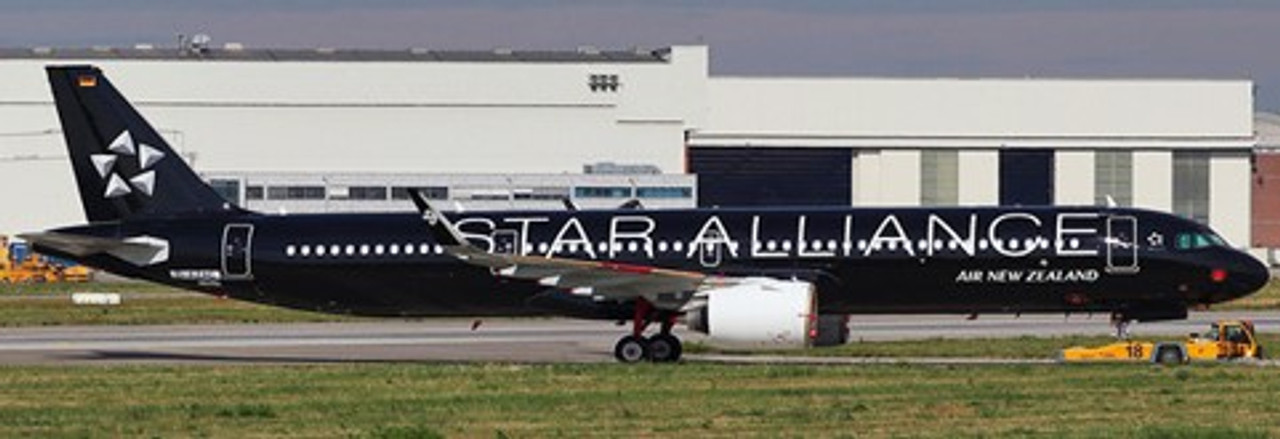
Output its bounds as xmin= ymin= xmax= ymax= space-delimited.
xmin=588 ymin=74 xmax=620 ymax=92
xmin=245 ymin=186 xmax=264 ymax=200
xmin=575 ymin=186 xmax=632 ymax=198
xmin=1094 ymin=150 xmax=1132 ymax=206
xmin=920 ymin=150 xmax=958 ymax=205
xmin=327 ymin=186 xmax=388 ymax=200
xmin=346 ymin=186 xmax=388 ymax=200
xmin=267 ymin=186 xmax=326 ymax=200
xmin=391 ymin=186 xmax=449 ymax=200
xmin=208 ymin=179 xmax=241 ymax=205
xmin=513 ymin=187 xmax=571 ymax=200
xmin=636 ymin=187 xmax=692 ymax=199
xmin=1173 ymin=151 xmax=1210 ymax=224
xmin=459 ymin=188 xmax=511 ymax=201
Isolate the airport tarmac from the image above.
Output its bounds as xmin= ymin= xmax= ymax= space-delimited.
xmin=0 ymin=311 xmax=1275 ymax=365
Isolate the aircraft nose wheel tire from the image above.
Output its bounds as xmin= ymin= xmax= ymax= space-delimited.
xmin=614 ymin=335 xmax=650 ymax=363
xmin=646 ymin=334 xmax=683 ymax=363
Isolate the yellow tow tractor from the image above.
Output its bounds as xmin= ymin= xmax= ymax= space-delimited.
xmin=1 ymin=235 xmax=93 ymax=284
xmin=1060 ymin=320 xmax=1264 ymax=365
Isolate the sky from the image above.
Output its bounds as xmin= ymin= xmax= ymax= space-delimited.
xmin=2 ymin=0 xmax=1277 ymax=110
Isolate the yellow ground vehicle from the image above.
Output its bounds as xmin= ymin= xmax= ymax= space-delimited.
xmin=1 ymin=235 xmax=92 ymax=284
xmin=59 ymin=265 xmax=93 ymax=282
xmin=0 ymin=236 xmax=10 ymax=282
xmin=1060 ymin=320 xmax=1264 ymax=365
xmin=7 ymin=251 xmax=60 ymax=283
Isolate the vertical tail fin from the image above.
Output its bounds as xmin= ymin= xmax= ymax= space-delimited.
xmin=47 ymin=65 xmax=232 ymax=222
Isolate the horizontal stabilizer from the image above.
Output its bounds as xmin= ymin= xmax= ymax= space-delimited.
xmin=19 ymin=232 xmax=169 ymax=266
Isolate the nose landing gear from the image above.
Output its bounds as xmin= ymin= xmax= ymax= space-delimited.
xmin=1110 ymin=312 xmax=1132 ymax=339
xmin=613 ymin=298 xmax=684 ymax=363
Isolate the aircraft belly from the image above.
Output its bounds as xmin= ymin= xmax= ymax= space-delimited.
xmin=249 ymin=260 xmax=546 ymax=317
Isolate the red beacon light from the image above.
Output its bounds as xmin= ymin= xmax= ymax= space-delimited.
xmin=1210 ymin=268 xmax=1228 ymax=283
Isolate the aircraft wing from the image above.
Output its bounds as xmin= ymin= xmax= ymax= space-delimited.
xmin=408 ymin=190 xmax=731 ymax=302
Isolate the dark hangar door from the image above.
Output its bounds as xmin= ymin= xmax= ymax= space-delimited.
xmin=999 ymin=149 xmax=1055 ymax=206
xmin=687 ymin=147 xmax=851 ymax=207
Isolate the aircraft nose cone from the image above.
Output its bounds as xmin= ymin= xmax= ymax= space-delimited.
xmin=1224 ymin=252 xmax=1271 ymax=300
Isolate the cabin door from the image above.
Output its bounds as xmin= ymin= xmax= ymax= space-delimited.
xmin=1105 ymin=215 xmax=1139 ymax=274
xmin=698 ymin=230 xmax=724 ymax=268
xmin=221 ymin=224 xmax=254 ymax=280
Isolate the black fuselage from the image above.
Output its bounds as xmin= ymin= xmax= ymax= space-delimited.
xmin=44 ymin=205 xmax=1270 ymax=321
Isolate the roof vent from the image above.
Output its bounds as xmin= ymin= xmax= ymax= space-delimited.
xmin=134 ymin=44 xmax=155 ymax=50
xmin=493 ymin=47 xmax=513 ymax=56
xmin=223 ymin=42 xmax=244 ymax=51
xmin=577 ymin=45 xmax=600 ymax=55
xmin=189 ymin=33 xmax=212 ymax=53
xmin=31 ymin=47 xmax=52 ymax=55
xmin=316 ymin=47 xmax=337 ymax=54
xmin=410 ymin=47 xmax=429 ymax=55
xmin=91 ymin=45 xmax=112 ymax=52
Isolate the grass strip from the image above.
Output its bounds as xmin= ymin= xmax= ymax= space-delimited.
xmin=0 ymin=362 xmax=1275 ymax=438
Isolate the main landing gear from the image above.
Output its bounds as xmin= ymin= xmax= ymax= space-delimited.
xmin=613 ymin=299 xmax=683 ymax=363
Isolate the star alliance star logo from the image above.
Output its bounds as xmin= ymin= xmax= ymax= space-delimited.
xmin=1147 ymin=231 xmax=1164 ymax=247
xmin=92 ymin=130 xmax=164 ymax=199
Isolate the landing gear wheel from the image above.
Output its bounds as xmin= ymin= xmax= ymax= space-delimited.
xmin=647 ymin=334 xmax=683 ymax=363
xmin=614 ymin=335 xmax=650 ymax=363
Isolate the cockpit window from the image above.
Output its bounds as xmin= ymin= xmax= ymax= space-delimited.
xmin=1175 ymin=232 xmax=1226 ymax=250
xmin=1207 ymin=234 xmax=1227 ymax=246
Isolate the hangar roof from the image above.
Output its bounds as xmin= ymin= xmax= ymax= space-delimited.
xmin=0 ymin=46 xmax=670 ymax=63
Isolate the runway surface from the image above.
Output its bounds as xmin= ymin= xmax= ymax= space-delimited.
xmin=0 ymin=311 xmax=1276 ymax=365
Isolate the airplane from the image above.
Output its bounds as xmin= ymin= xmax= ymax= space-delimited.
xmin=22 ymin=65 xmax=1271 ymax=363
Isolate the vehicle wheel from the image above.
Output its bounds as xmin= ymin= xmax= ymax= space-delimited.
xmin=1156 ymin=346 xmax=1183 ymax=365
xmin=613 ymin=335 xmax=649 ymax=363
xmin=1255 ymin=346 xmax=1266 ymax=360
xmin=647 ymin=334 xmax=683 ymax=363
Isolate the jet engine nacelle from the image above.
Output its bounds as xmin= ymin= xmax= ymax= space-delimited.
xmin=685 ymin=278 xmax=817 ymax=348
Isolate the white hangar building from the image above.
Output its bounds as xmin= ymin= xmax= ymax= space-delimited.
xmin=0 ymin=45 xmax=1257 ymax=250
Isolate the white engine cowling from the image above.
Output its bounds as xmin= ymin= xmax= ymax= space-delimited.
xmin=685 ymin=278 xmax=816 ymax=348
